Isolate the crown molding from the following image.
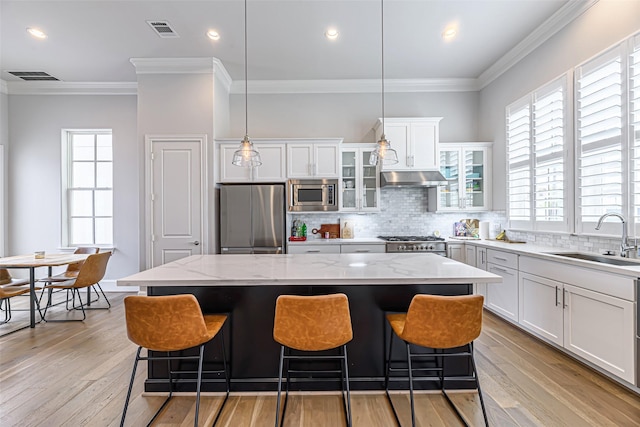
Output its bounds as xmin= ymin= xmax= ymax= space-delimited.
xmin=477 ymin=0 xmax=600 ymax=89
xmin=129 ymin=57 xmax=232 ymax=92
xmin=230 ymin=78 xmax=479 ymax=94
xmin=5 ymin=81 xmax=137 ymax=95
xmin=0 ymin=79 xmax=7 ymax=95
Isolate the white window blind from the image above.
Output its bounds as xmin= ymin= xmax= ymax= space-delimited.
xmin=533 ymin=81 xmax=566 ymax=223
xmin=507 ymin=102 xmax=531 ymax=224
xmin=631 ymin=36 xmax=640 ymax=229
xmin=63 ymin=130 xmax=113 ymax=246
xmin=576 ymin=49 xmax=623 ymax=229
xmin=507 ymin=76 xmax=568 ymax=231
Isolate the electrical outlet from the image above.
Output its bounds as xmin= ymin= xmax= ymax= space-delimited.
xmin=492 ymin=223 xmax=501 ymax=232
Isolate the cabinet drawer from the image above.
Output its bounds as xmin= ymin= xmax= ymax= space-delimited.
xmin=341 ymin=244 xmax=385 ymax=254
xmin=287 ymin=245 xmax=341 ymax=254
xmin=487 ymin=249 xmax=518 ymax=269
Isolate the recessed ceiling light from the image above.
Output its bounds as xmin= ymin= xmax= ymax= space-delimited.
xmin=27 ymin=27 xmax=47 ymax=39
xmin=442 ymin=26 xmax=457 ymax=40
xmin=206 ymin=30 xmax=220 ymax=41
xmin=325 ymin=28 xmax=339 ymax=40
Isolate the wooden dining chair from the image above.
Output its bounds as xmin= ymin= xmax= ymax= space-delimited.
xmin=0 ymin=268 xmax=32 ymax=323
xmin=38 ymin=247 xmax=101 ymax=308
xmin=40 ymin=251 xmax=111 ymax=321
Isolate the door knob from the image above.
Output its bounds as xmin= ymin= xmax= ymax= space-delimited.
xmin=191 ymin=241 xmax=200 ymax=246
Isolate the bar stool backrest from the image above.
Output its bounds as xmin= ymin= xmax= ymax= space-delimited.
xmin=273 ymin=293 xmax=353 ymax=351
xmin=401 ymin=294 xmax=484 ymax=349
xmin=124 ymin=294 xmax=214 ymax=352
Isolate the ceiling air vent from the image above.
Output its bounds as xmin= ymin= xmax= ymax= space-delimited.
xmin=8 ymin=71 xmax=59 ymax=81
xmin=146 ymin=20 xmax=179 ymax=38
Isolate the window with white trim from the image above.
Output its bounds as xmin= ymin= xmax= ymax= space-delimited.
xmin=507 ymin=75 xmax=569 ymax=232
xmin=62 ymin=130 xmax=113 ymax=246
xmin=575 ymin=46 xmax=624 ymax=235
xmin=630 ymin=34 xmax=640 ymax=234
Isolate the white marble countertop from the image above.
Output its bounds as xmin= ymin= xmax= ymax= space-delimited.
xmin=117 ymin=253 xmax=502 ymax=287
xmin=457 ymin=239 xmax=640 ymax=277
xmin=287 ymin=237 xmax=385 ymax=245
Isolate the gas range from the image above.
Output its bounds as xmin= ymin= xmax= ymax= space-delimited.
xmin=378 ymin=236 xmax=447 ymax=255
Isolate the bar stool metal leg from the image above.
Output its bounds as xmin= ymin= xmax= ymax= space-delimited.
xmin=342 ymin=344 xmax=352 ymax=427
xmin=406 ymin=343 xmax=416 ymax=427
xmin=275 ymin=345 xmax=286 ymax=427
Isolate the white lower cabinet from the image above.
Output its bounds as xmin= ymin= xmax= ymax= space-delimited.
xmin=447 ymin=243 xmax=465 ymax=262
xmin=474 ymin=246 xmax=488 ymax=304
xmin=486 ymin=263 xmax=518 ymax=322
xmin=519 ymin=272 xmax=564 ymax=346
xmin=288 ymin=243 xmax=385 ymax=254
xmin=340 ymin=244 xmax=385 ymax=254
xmin=518 ymin=256 xmax=636 ymax=385
xmin=486 ymin=249 xmax=519 ymax=322
xmin=287 ymin=245 xmax=340 ymax=254
xmin=563 ymin=283 xmax=635 ymax=384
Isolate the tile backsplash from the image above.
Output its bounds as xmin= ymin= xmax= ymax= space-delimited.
xmin=289 ymin=187 xmax=627 ymax=255
xmin=289 ymin=187 xmax=505 ymax=239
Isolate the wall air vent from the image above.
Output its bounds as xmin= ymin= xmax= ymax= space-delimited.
xmin=8 ymin=71 xmax=59 ymax=81
xmin=146 ymin=20 xmax=179 ymax=38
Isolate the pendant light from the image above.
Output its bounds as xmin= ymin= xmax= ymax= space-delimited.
xmin=370 ymin=0 xmax=398 ymax=166
xmin=232 ymin=0 xmax=262 ymax=167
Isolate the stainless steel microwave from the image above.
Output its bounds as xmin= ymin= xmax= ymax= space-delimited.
xmin=288 ymin=179 xmax=339 ymax=212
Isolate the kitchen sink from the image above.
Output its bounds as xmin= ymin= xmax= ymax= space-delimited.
xmin=546 ymin=252 xmax=640 ymax=266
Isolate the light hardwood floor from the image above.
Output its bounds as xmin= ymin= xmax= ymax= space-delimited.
xmin=1 ymin=293 xmax=639 ymax=426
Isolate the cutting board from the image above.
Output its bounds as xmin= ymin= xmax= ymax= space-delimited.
xmin=311 ymin=223 xmax=340 ymax=238
xmin=340 ymin=219 xmax=354 ymax=239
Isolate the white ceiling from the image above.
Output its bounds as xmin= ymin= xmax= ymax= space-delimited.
xmin=0 ymin=0 xmax=588 ymax=88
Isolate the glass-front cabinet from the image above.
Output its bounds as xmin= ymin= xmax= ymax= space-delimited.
xmin=341 ymin=145 xmax=380 ymax=212
xmin=428 ymin=142 xmax=492 ymax=212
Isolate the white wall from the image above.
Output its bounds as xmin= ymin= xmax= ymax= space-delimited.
xmin=136 ymin=72 xmax=216 ymax=267
xmin=227 ymin=91 xmax=479 ymax=143
xmin=7 ymin=95 xmax=138 ymax=280
xmin=479 ymin=0 xmax=640 ymax=210
xmin=1 ymin=92 xmax=7 ymax=256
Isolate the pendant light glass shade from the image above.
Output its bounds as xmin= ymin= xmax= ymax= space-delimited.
xmin=370 ymin=0 xmax=398 ymax=167
xmin=232 ymin=0 xmax=261 ymax=168
xmin=232 ymin=135 xmax=262 ymax=167
xmin=370 ymin=134 xmax=398 ymax=166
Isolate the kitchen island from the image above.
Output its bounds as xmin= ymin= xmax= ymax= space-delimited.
xmin=117 ymin=253 xmax=501 ymax=392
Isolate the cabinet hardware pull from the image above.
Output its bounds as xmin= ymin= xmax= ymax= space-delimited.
xmin=307 ymin=250 xmax=320 ymax=253
xmin=555 ymin=286 xmax=559 ymax=306
xmin=190 ymin=241 xmax=200 ymax=246
xmin=494 ymin=256 xmax=507 ymax=261
xmin=491 ymin=266 xmax=512 ymax=275
xmin=563 ymin=289 xmax=568 ymax=308
xmin=355 ymin=250 xmax=370 ymax=253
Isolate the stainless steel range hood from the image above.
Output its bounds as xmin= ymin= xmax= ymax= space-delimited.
xmin=380 ymin=170 xmax=448 ymax=187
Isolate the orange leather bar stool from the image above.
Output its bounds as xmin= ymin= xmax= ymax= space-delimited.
xmin=121 ymin=294 xmax=230 ymax=427
xmin=273 ymin=293 xmax=353 ymax=427
xmin=385 ymin=294 xmax=488 ymax=427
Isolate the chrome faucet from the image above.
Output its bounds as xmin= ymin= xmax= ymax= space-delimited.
xmin=595 ymin=213 xmax=636 ymax=257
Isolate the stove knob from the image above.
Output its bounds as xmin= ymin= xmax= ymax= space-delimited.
xmin=408 ymin=245 xmax=415 ymax=251
xmin=419 ymin=245 xmax=426 ymax=251
xmin=399 ymin=245 xmax=405 ymax=251
xmin=428 ymin=244 xmax=434 ymax=250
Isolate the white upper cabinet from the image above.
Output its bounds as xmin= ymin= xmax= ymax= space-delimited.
xmin=373 ymin=117 xmax=442 ymax=171
xmin=340 ymin=144 xmax=380 ymax=212
xmin=428 ymin=142 xmax=492 ymax=212
xmin=218 ymin=141 xmax=286 ymax=182
xmin=287 ymin=140 xmax=341 ymax=178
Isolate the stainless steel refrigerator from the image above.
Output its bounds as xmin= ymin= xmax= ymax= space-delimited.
xmin=219 ymin=184 xmax=285 ymax=254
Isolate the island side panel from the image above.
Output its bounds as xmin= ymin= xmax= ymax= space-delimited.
xmin=146 ymin=283 xmax=473 ymax=392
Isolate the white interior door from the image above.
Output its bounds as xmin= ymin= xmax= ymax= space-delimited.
xmin=147 ymin=135 xmax=206 ymax=267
